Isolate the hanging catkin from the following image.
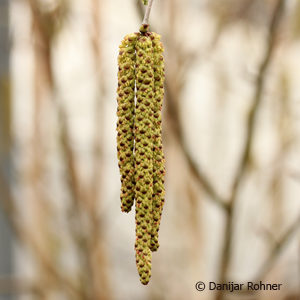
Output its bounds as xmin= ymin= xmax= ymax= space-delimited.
xmin=116 ymin=23 xmax=165 ymax=285
xmin=116 ymin=33 xmax=139 ymax=213
xmin=142 ymin=0 xmax=149 ymax=5
xmin=149 ymin=32 xmax=165 ymax=252
xmin=134 ymin=34 xmax=154 ymax=285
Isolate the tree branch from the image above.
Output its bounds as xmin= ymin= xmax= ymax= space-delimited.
xmin=216 ymin=1 xmax=285 ymax=300
xmin=254 ymin=215 xmax=300 ymax=282
xmin=165 ymin=83 xmax=228 ymax=210
xmin=232 ymin=215 xmax=300 ymax=296
xmin=230 ymin=0 xmax=285 ymax=202
xmin=142 ymin=0 xmax=155 ymax=25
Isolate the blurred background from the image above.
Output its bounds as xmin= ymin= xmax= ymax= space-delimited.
xmin=0 ymin=0 xmax=300 ymax=299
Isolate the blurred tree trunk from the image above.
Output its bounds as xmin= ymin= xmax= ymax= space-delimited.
xmin=0 ymin=0 xmax=13 ymax=299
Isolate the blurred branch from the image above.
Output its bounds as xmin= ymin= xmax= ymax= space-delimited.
xmin=90 ymin=0 xmax=105 ymax=211
xmin=230 ymin=0 xmax=285 ymax=205
xmin=254 ymin=215 xmax=300 ymax=282
xmin=28 ymin=0 xmax=97 ymax=298
xmin=58 ymin=106 xmax=82 ymax=207
xmin=216 ymin=1 xmax=285 ymax=299
xmin=88 ymin=0 xmax=112 ymax=298
xmin=57 ymin=102 xmax=90 ymax=251
xmin=0 ymin=276 xmax=42 ymax=296
xmin=0 ymin=172 xmax=83 ymax=299
xmin=28 ymin=0 xmax=112 ymax=298
xmin=234 ymin=215 xmax=300 ymax=296
xmin=165 ymin=83 xmax=228 ymax=210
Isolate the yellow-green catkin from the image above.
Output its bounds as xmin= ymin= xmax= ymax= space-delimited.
xmin=134 ymin=34 xmax=154 ymax=285
xmin=142 ymin=0 xmax=148 ymax=5
xmin=117 ymin=33 xmax=139 ymax=213
xmin=149 ymin=32 xmax=165 ymax=252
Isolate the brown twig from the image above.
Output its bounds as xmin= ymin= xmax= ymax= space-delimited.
xmin=215 ymin=1 xmax=285 ymax=300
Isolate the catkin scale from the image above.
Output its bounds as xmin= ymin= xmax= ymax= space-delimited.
xmin=149 ymin=32 xmax=165 ymax=252
xmin=117 ymin=33 xmax=139 ymax=213
xmin=134 ymin=35 xmax=154 ymax=285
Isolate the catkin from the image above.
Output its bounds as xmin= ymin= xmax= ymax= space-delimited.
xmin=117 ymin=33 xmax=139 ymax=213
xmin=134 ymin=34 xmax=154 ymax=285
xmin=116 ymin=26 xmax=166 ymax=285
xmin=142 ymin=0 xmax=148 ymax=5
xmin=149 ymin=32 xmax=165 ymax=252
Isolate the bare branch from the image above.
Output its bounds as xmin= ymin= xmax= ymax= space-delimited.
xmin=254 ymin=215 xmax=300 ymax=282
xmin=230 ymin=0 xmax=285 ymax=203
xmin=179 ymin=136 xmax=228 ymax=211
xmin=165 ymin=82 xmax=228 ymax=211
xmin=216 ymin=1 xmax=286 ymax=300
xmin=231 ymin=216 xmax=300 ymax=296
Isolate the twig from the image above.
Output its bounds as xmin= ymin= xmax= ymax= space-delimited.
xmin=179 ymin=136 xmax=228 ymax=210
xmin=142 ymin=0 xmax=155 ymax=25
xmin=165 ymin=83 xmax=228 ymax=210
xmin=254 ymin=215 xmax=300 ymax=282
xmin=230 ymin=0 xmax=285 ymax=202
xmin=215 ymin=1 xmax=285 ymax=300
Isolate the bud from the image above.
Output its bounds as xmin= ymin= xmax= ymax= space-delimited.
xmin=139 ymin=24 xmax=150 ymax=34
